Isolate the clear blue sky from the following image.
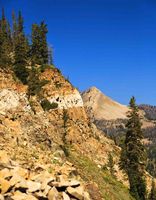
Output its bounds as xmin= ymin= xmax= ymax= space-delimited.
xmin=1 ymin=0 xmax=156 ymax=105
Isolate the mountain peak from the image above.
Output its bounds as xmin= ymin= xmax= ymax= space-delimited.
xmin=82 ymin=87 xmax=129 ymax=120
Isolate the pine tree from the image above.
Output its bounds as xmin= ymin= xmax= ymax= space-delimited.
xmin=12 ymin=10 xmax=18 ymax=49
xmin=31 ymin=21 xmax=48 ymax=65
xmin=120 ymin=97 xmax=147 ymax=200
xmin=14 ymin=11 xmax=29 ymax=84
xmin=149 ymin=179 xmax=156 ymax=200
xmin=0 ymin=8 xmax=12 ymax=69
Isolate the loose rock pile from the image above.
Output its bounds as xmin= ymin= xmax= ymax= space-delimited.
xmin=0 ymin=164 xmax=90 ymax=200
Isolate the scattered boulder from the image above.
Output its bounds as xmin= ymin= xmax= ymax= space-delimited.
xmin=62 ymin=192 xmax=70 ymax=200
xmin=0 ymin=168 xmax=11 ymax=179
xmin=12 ymin=191 xmax=37 ymax=200
xmin=0 ymin=178 xmax=11 ymax=194
xmin=27 ymin=180 xmax=41 ymax=193
xmin=67 ymin=186 xmax=85 ymax=200
xmin=48 ymin=187 xmax=59 ymax=200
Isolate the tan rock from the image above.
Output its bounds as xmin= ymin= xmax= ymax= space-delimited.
xmin=15 ymin=179 xmax=28 ymax=191
xmin=51 ymin=179 xmax=80 ymax=188
xmin=10 ymin=174 xmax=24 ymax=186
xmin=31 ymin=171 xmax=55 ymax=183
xmin=43 ymin=184 xmax=51 ymax=196
xmin=41 ymin=177 xmax=55 ymax=190
xmin=0 ymin=178 xmax=11 ymax=194
xmin=67 ymin=186 xmax=84 ymax=200
xmin=34 ymin=191 xmax=47 ymax=199
xmin=27 ymin=180 xmax=41 ymax=193
xmin=11 ymin=167 xmax=29 ymax=179
xmin=12 ymin=191 xmax=37 ymax=200
xmin=48 ymin=186 xmax=59 ymax=200
xmin=62 ymin=192 xmax=70 ymax=200
xmin=0 ymin=168 xmax=12 ymax=179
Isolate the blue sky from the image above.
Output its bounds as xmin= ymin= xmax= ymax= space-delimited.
xmin=1 ymin=0 xmax=156 ymax=105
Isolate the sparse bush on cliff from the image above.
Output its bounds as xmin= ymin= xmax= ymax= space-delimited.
xmin=41 ymin=99 xmax=58 ymax=111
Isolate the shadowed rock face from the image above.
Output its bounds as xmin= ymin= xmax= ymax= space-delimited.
xmin=82 ymin=87 xmax=129 ymax=121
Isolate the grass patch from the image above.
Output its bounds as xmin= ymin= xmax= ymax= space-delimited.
xmin=68 ymin=151 xmax=134 ymax=200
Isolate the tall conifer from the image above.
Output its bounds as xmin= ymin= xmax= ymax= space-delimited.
xmin=0 ymin=8 xmax=12 ymax=68
xmin=120 ymin=97 xmax=147 ymax=200
xmin=14 ymin=11 xmax=29 ymax=84
xmin=31 ymin=21 xmax=48 ymax=65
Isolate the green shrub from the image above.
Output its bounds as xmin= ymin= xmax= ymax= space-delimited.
xmin=40 ymin=64 xmax=54 ymax=72
xmin=41 ymin=99 xmax=58 ymax=111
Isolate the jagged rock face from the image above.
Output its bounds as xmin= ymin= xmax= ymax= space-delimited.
xmin=82 ymin=87 xmax=129 ymax=121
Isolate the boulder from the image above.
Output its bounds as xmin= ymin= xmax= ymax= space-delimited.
xmin=67 ymin=186 xmax=84 ymax=200
xmin=42 ymin=185 xmax=51 ymax=196
xmin=15 ymin=179 xmax=28 ymax=191
xmin=0 ymin=178 xmax=11 ymax=194
xmin=48 ymin=187 xmax=59 ymax=200
xmin=34 ymin=191 xmax=47 ymax=199
xmin=62 ymin=192 xmax=70 ymax=200
xmin=12 ymin=191 xmax=37 ymax=200
xmin=11 ymin=167 xmax=29 ymax=179
xmin=0 ymin=168 xmax=12 ymax=179
xmin=41 ymin=177 xmax=55 ymax=190
xmin=27 ymin=180 xmax=41 ymax=193
xmin=10 ymin=174 xmax=24 ymax=186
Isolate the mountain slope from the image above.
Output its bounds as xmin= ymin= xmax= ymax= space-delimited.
xmin=0 ymin=67 xmax=134 ymax=200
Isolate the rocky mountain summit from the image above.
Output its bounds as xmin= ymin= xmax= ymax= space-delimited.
xmin=0 ymin=67 xmax=134 ymax=200
xmin=82 ymin=87 xmax=128 ymax=121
